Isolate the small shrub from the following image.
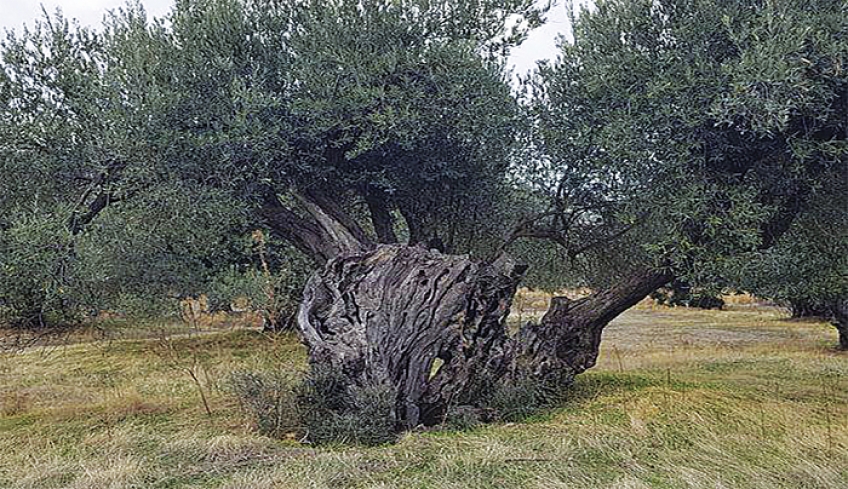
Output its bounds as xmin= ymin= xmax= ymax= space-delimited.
xmin=228 ymin=366 xmax=398 ymax=446
xmin=206 ymin=235 xmax=312 ymax=332
xmin=0 ymin=214 xmax=84 ymax=329
xmin=443 ymin=405 xmax=483 ymax=430
xmin=485 ymin=377 xmax=549 ymax=422
xmin=298 ymin=367 xmax=398 ymax=446
xmin=444 ymin=372 xmax=561 ymax=425
xmin=227 ymin=370 xmax=301 ymax=439
xmin=296 ymin=366 xmax=352 ymax=414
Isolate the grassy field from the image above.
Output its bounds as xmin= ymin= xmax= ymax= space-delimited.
xmin=1 ymin=303 xmax=846 ymax=488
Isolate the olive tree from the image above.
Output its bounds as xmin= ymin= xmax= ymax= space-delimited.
xmin=726 ymin=186 xmax=848 ymax=348
xmin=2 ymin=0 xmax=844 ymax=434
xmin=521 ymin=0 xmax=845 ymax=358
xmin=0 ymin=7 xmax=256 ymax=325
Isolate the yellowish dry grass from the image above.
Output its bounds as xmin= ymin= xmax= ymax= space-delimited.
xmin=0 ymin=306 xmax=846 ymax=488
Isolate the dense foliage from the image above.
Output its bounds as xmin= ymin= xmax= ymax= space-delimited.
xmin=526 ymin=0 xmax=846 ymax=286
xmin=1 ymin=0 xmax=546 ymax=325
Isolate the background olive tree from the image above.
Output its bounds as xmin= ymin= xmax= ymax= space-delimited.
xmin=725 ymin=186 xmax=848 ymax=348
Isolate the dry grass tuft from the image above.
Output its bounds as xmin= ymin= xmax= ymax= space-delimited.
xmin=68 ymin=455 xmax=144 ymax=489
xmin=203 ymin=435 xmax=279 ymax=465
xmin=0 ymin=390 xmax=31 ymax=416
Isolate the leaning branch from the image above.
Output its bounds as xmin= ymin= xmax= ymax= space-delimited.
xmin=259 ymin=192 xmax=334 ymax=264
xmin=67 ymin=158 xmax=128 ymax=235
xmin=259 ymin=188 xmax=373 ymax=265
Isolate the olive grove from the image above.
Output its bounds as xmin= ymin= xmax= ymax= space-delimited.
xmin=1 ymin=0 xmax=845 ymax=433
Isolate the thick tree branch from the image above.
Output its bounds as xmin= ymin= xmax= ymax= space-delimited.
xmin=260 ymin=189 xmax=373 ymax=264
xmin=67 ymin=159 xmax=128 ymax=235
xmin=399 ymin=205 xmax=424 ymax=245
xmin=259 ymin=192 xmax=333 ymax=263
xmin=365 ymin=189 xmax=398 ymax=244
xmin=300 ymin=188 xmax=374 ymax=250
xmin=510 ymin=267 xmax=673 ymax=384
xmin=569 ymin=268 xmax=674 ymax=330
xmin=69 ymin=192 xmax=113 ymax=235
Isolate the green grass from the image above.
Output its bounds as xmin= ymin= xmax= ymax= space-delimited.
xmin=1 ymin=306 xmax=846 ymax=488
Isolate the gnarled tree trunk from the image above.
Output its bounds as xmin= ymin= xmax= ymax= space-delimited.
xmin=296 ymin=243 xmax=671 ymax=429
xmin=261 ymin=189 xmax=672 ymax=431
xmin=297 ymin=245 xmax=525 ymax=428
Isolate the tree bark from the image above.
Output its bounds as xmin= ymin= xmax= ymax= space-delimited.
xmin=67 ymin=158 xmax=129 ymax=235
xmin=297 ymin=245 xmax=525 ymax=428
xmin=828 ymin=299 xmax=848 ymax=351
xmin=365 ymin=190 xmax=398 ymax=244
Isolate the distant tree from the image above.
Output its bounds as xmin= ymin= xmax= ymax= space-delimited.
xmin=726 ymin=187 xmax=848 ymax=348
xmin=0 ymin=7 xmax=263 ymax=325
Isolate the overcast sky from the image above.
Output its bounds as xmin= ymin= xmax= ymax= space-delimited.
xmin=0 ymin=0 xmax=570 ymax=78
